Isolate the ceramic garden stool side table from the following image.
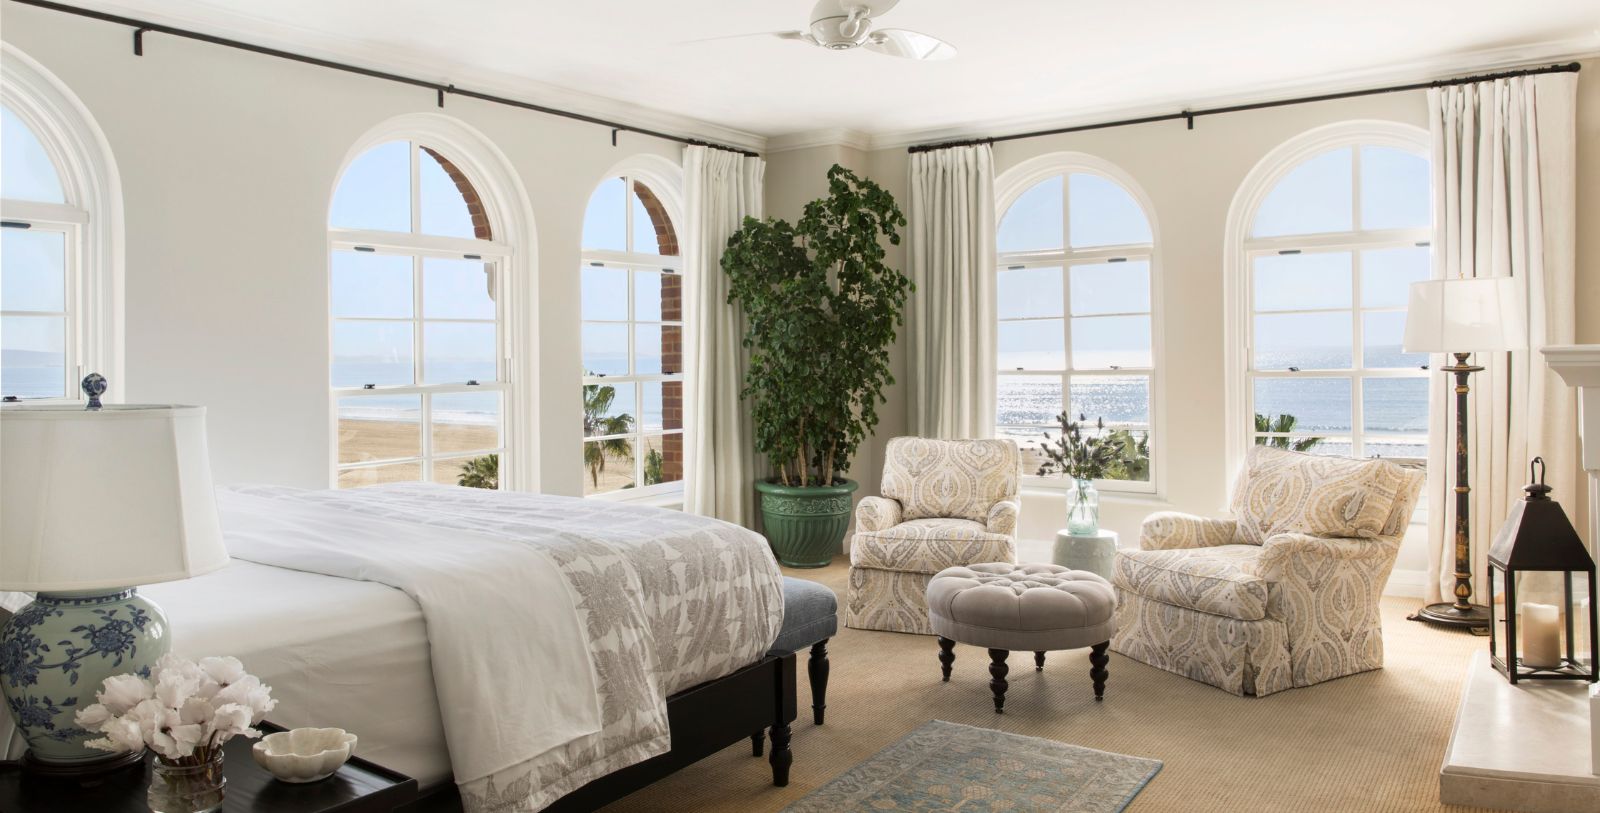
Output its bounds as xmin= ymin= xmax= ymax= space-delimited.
xmin=925 ymin=563 xmax=1117 ymax=713
xmin=1052 ymin=528 xmax=1120 ymax=581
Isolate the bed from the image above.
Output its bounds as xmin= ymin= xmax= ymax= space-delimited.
xmin=2 ymin=483 xmax=794 ymax=813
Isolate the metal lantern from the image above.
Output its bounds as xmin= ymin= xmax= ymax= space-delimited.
xmin=1486 ymin=458 xmax=1597 ymax=684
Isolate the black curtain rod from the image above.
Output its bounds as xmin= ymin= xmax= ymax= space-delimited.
xmin=9 ymin=0 xmax=761 ymax=158
xmin=908 ymin=60 xmax=1582 ymax=153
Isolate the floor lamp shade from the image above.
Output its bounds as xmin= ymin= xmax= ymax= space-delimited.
xmin=0 ymin=404 xmax=228 ymax=591
xmin=1402 ymin=277 xmax=1527 ymax=354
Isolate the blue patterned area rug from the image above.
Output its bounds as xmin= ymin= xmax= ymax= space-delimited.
xmin=783 ymin=720 xmax=1161 ymax=812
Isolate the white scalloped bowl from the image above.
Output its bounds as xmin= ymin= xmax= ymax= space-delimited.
xmin=252 ymin=728 xmax=358 ymax=783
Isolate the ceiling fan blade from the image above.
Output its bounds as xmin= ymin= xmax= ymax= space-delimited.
xmin=864 ymin=28 xmax=956 ymax=60
xmin=677 ymin=30 xmax=806 ymax=45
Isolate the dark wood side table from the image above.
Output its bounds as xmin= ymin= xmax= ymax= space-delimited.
xmin=0 ymin=722 xmax=418 ymax=812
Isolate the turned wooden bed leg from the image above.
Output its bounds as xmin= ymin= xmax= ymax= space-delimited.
xmin=750 ymin=730 xmax=764 ymax=757
xmin=938 ymin=636 xmax=956 ymax=681
xmin=1034 ymin=651 xmax=1045 ymax=671
xmin=988 ymin=649 xmax=1009 ymax=714
xmin=768 ymin=722 xmax=792 ymax=787
xmin=809 ymin=641 xmax=829 ymax=725
xmin=1090 ymin=641 xmax=1110 ymax=701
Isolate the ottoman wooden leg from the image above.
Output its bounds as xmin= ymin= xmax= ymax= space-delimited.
xmin=1090 ymin=641 xmax=1110 ymax=701
xmin=938 ymin=637 xmax=956 ymax=682
xmin=988 ymin=649 xmax=1010 ymax=714
xmin=1034 ymin=651 xmax=1045 ymax=671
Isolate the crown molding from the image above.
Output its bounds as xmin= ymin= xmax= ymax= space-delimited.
xmin=765 ymin=128 xmax=873 ymax=154
xmin=48 ymin=0 xmax=768 ymax=154
xmin=859 ymin=35 xmax=1600 ymax=152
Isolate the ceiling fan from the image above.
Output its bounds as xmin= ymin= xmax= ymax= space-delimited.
xmin=706 ymin=0 xmax=956 ymax=61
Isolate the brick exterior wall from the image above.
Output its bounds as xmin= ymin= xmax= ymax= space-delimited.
xmin=420 ymin=146 xmax=493 ymax=241
xmin=634 ymin=181 xmax=683 ymax=483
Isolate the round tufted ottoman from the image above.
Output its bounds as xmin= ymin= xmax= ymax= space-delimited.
xmin=926 ymin=562 xmax=1116 ymax=713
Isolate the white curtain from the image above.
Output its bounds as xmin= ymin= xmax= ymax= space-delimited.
xmin=683 ymin=145 xmax=765 ymax=526
xmin=906 ymin=144 xmax=998 ymax=438
xmin=1424 ymin=74 xmax=1581 ymax=606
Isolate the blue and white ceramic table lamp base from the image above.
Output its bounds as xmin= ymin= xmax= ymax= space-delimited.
xmin=0 ymin=375 xmax=229 ymax=776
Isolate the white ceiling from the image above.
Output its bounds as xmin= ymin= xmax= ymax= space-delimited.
xmin=57 ymin=1 xmax=1600 ymax=149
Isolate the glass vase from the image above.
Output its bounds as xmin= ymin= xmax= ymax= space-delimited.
xmin=1066 ymin=477 xmax=1100 ymax=536
xmin=148 ymin=749 xmax=226 ymax=813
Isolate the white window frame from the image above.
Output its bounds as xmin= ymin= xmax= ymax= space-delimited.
xmin=581 ymin=165 xmax=686 ymax=502
xmin=1223 ymin=121 xmax=1432 ymax=484
xmin=993 ymin=153 xmax=1164 ymax=497
xmin=1 ymin=44 xmax=124 ymax=403
xmin=327 ymin=114 xmax=538 ymax=491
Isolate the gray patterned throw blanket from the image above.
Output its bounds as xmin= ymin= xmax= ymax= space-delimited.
xmin=219 ymin=483 xmax=784 ymax=813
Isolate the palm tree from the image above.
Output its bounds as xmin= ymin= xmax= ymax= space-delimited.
xmin=1254 ymin=413 xmax=1322 ymax=452
xmin=583 ymin=381 xmax=635 ymax=487
xmin=457 ymin=454 xmax=498 ymax=489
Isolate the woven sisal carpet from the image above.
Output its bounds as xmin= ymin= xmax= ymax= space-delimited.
xmin=603 ymin=558 xmax=1496 ymax=813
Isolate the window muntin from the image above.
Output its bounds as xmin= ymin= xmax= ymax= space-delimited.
xmin=996 ymin=171 xmax=1156 ymax=491
xmin=1244 ymin=143 xmax=1431 ymax=460
xmin=580 ymin=176 xmax=683 ymax=497
xmin=329 ymin=141 xmax=506 ymax=489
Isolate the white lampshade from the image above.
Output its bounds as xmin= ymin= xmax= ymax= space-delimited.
xmin=1402 ymin=277 xmax=1527 ymax=354
xmin=0 ymin=404 xmax=229 ymax=591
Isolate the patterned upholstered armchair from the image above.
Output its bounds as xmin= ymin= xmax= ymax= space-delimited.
xmin=846 ymin=437 xmax=1022 ymax=635
xmin=1112 ymin=445 xmax=1425 ymax=696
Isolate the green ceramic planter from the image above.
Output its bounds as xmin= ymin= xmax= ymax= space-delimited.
xmin=755 ymin=479 xmax=859 ymax=568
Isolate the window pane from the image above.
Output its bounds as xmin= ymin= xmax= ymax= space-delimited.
xmin=1360 ymin=146 xmax=1429 ymax=231
xmin=1251 ymin=148 xmax=1353 ymax=238
xmin=636 ymin=270 xmax=665 ymax=322
xmin=635 ymin=324 xmax=663 ymax=375
xmin=581 ymin=322 xmax=629 ymax=376
xmin=1253 ymin=312 xmax=1352 ymax=370
xmin=1072 ymin=315 xmax=1151 ymax=369
xmin=1256 ymin=435 xmax=1352 ymax=457
xmin=1253 ymin=252 xmax=1351 ymax=311
xmin=998 ymin=319 xmax=1065 ymax=371
xmin=1363 ymin=377 xmax=1428 ymax=436
xmin=1 ymin=106 xmax=65 ymax=203
xmin=641 ymin=434 xmax=682 ymax=486
xmin=330 ymin=140 xmax=411 ymax=232
xmin=1254 ymin=377 xmax=1352 ymax=433
xmin=998 ymin=426 xmax=1052 ymax=475
xmin=0 ymin=314 xmax=65 ymax=398
xmin=424 ymin=258 xmax=495 ymax=319
xmin=1070 ymin=375 xmax=1149 ymax=427
xmin=1 ymin=229 xmax=66 ymax=312
xmin=582 ymin=177 xmax=627 ymax=251
xmin=631 ymin=182 xmax=660 ymax=255
xmin=331 ymin=251 xmax=412 ymax=319
xmin=1365 ymin=440 xmax=1427 ymax=460
xmin=423 ymin=322 xmax=495 ymax=384
xmin=997 ymin=375 xmax=1061 ymax=427
xmin=583 ymin=439 xmax=635 ymax=495
xmin=1069 ymin=173 xmax=1151 ymax=247
xmin=997 ymin=175 xmax=1063 ymax=253
xmin=1070 ymin=261 xmax=1149 ymax=316
xmin=332 ymin=321 xmax=413 ymax=387
xmin=418 ymin=146 xmax=478 ymax=239
xmin=581 ymin=266 xmax=628 ymax=321
xmin=997 ymin=266 xmax=1063 ymax=319
xmin=1363 ymin=312 xmax=1427 ymax=369
xmin=337 ymin=461 xmax=423 ymax=489
xmin=337 ymin=394 xmax=420 ymax=464
xmin=583 ymin=381 xmax=636 ymax=438
xmin=434 ymin=454 xmax=499 ymax=488
xmin=432 ymin=391 xmax=501 ymax=454
xmin=1361 ymin=246 xmax=1430 ymax=308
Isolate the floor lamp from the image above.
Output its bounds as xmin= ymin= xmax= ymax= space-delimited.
xmin=1402 ymin=277 xmax=1526 ymax=630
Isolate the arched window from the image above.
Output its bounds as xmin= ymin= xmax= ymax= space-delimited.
xmin=329 ymin=137 xmax=512 ymax=489
xmin=994 ymin=156 xmax=1158 ymax=493
xmin=1226 ymin=123 xmax=1431 ymax=471
xmin=580 ymin=172 xmax=683 ymax=497
xmin=1 ymin=45 xmax=122 ymax=402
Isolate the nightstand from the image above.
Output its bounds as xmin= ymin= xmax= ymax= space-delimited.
xmin=0 ymin=722 xmax=418 ymax=812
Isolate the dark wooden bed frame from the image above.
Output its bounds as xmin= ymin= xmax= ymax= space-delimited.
xmin=403 ymin=649 xmax=797 ymax=813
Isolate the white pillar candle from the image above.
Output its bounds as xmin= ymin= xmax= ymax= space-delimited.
xmin=1521 ymin=602 xmax=1563 ymax=669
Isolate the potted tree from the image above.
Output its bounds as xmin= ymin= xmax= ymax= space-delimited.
xmin=722 ymin=165 xmax=912 ymax=567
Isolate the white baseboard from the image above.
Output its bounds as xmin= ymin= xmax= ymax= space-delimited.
xmin=1384 ymin=568 xmax=1427 ymax=599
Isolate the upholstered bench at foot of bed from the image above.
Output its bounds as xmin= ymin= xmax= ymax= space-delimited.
xmin=752 ymin=577 xmax=839 ymax=759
